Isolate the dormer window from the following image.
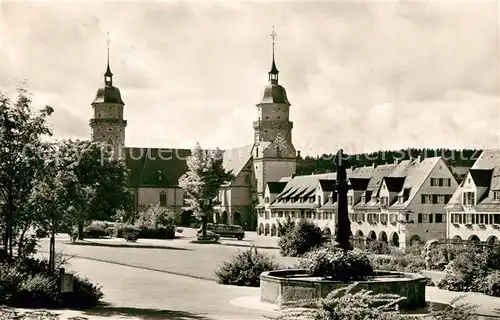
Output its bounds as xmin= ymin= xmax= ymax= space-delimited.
xmin=309 ymin=197 xmax=314 ymax=203
xmin=276 ymin=146 xmax=281 ymax=158
xmin=318 ymin=196 xmax=322 ymax=205
xmin=398 ymin=196 xmax=403 ymax=204
xmin=265 ymin=197 xmax=270 ymax=203
xmin=361 ymin=196 xmax=366 ymax=204
xmin=159 ymin=191 xmax=167 ymax=207
xmin=380 ymin=197 xmax=388 ymax=206
xmin=462 ymin=191 xmax=475 ymax=206
xmin=494 ymin=191 xmax=500 ymax=201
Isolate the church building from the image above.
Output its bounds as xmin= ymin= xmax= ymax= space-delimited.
xmin=88 ymin=36 xmax=298 ymax=230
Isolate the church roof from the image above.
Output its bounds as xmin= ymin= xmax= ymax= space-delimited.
xmin=258 ymin=83 xmax=290 ymax=105
xmin=92 ymin=86 xmax=124 ymax=105
xmin=124 ymin=147 xmax=190 ymax=188
xmin=125 ymin=145 xmax=254 ymax=189
xmin=222 ymin=145 xmax=253 ymax=178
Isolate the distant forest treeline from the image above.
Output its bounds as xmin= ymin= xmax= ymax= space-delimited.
xmin=296 ymin=148 xmax=482 ymax=175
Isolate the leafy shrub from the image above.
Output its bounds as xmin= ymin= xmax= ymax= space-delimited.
xmin=10 ymin=274 xmax=57 ymax=308
xmin=277 ymin=215 xmax=296 ymax=237
xmin=135 ymin=204 xmax=176 ymax=230
xmin=437 ymin=247 xmax=488 ymax=292
xmin=299 ymin=248 xmax=374 ymax=280
xmin=60 ymin=275 xmax=104 ymax=308
xmin=475 ymin=270 xmax=500 ymax=297
xmin=121 ymin=225 xmax=139 ymax=242
xmin=0 ymin=258 xmax=103 ymax=309
xmin=366 ymin=240 xmax=391 ymax=255
xmin=278 ymin=219 xmax=326 ymax=257
xmin=83 ymin=221 xmax=110 ymax=238
xmin=215 ymin=246 xmax=280 ymax=286
xmin=138 ymin=226 xmax=175 ymax=239
xmin=371 ymin=251 xmax=425 ymax=273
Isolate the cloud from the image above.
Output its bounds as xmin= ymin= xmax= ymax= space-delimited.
xmin=2 ymin=1 xmax=498 ymax=156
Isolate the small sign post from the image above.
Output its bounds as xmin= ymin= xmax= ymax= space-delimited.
xmin=59 ymin=268 xmax=74 ymax=293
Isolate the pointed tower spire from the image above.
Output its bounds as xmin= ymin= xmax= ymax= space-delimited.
xmin=269 ymin=26 xmax=279 ymax=84
xmin=104 ymin=32 xmax=113 ymax=87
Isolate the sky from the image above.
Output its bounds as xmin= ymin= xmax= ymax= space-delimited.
xmin=1 ymin=1 xmax=499 ymax=156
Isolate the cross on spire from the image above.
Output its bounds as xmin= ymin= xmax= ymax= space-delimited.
xmin=104 ymin=32 xmax=113 ymax=86
xmin=268 ymin=26 xmax=279 ymax=83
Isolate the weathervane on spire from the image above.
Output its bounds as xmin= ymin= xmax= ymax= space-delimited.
xmin=106 ymin=32 xmax=111 ymax=63
xmin=104 ymin=31 xmax=113 ymax=86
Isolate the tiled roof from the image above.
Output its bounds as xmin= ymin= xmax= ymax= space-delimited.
xmin=471 ymin=150 xmax=496 ymax=169
xmin=391 ymin=157 xmax=441 ymax=209
xmin=269 ymin=202 xmax=317 ymax=209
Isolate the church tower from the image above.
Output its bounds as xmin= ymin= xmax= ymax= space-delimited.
xmin=252 ymin=27 xmax=297 ymax=201
xmin=89 ymin=39 xmax=127 ymax=159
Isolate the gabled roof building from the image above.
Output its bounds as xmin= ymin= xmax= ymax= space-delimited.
xmin=445 ymin=149 xmax=500 ymax=245
xmin=257 ymin=156 xmax=458 ymax=250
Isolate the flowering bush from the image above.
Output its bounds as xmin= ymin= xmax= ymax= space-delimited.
xmin=299 ymin=248 xmax=374 ymax=280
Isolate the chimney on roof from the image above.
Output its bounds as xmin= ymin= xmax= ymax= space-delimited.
xmin=296 ymin=150 xmax=301 ymax=158
xmin=372 ymin=163 xmax=375 ymax=169
xmin=291 ymin=174 xmax=296 ymax=179
xmin=416 ymin=155 xmax=421 ymax=164
xmin=394 ymin=158 xmax=399 ymax=165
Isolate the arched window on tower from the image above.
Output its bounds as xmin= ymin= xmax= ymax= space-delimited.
xmin=159 ymin=191 xmax=167 ymax=207
xmin=276 ymin=146 xmax=282 ymax=158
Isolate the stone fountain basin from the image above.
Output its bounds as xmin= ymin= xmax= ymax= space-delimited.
xmin=260 ymin=269 xmax=426 ymax=310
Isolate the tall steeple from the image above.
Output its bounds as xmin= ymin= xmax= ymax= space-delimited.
xmin=90 ymin=33 xmax=127 ymax=159
xmin=269 ymin=26 xmax=279 ymax=84
xmin=104 ymin=32 xmax=113 ymax=87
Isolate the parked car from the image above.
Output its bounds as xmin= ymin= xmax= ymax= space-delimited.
xmin=197 ymin=223 xmax=245 ymax=240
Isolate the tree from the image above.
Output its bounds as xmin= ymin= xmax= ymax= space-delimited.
xmin=178 ymin=142 xmax=234 ymax=238
xmin=0 ymin=87 xmax=53 ymax=260
xmin=56 ymin=139 xmax=133 ymax=240
xmin=30 ymin=142 xmax=75 ymax=272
